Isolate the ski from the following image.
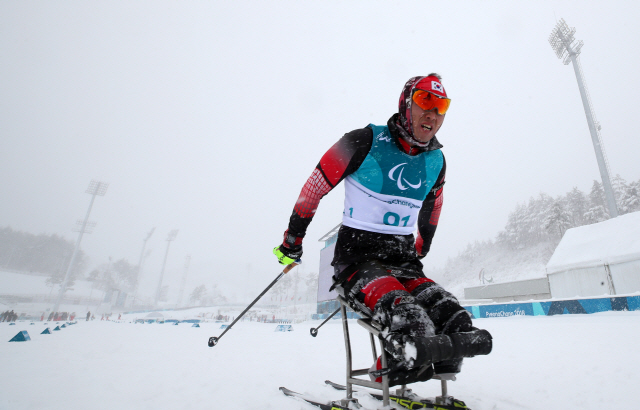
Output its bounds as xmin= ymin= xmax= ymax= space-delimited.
xmin=279 ymin=387 xmax=351 ymax=410
xmin=324 ymin=380 xmax=470 ymax=410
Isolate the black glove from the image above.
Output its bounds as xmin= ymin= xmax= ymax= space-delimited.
xmin=273 ymin=231 xmax=303 ymax=264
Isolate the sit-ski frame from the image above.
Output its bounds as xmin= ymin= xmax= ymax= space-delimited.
xmin=336 ymin=295 xmax=452 ymax=408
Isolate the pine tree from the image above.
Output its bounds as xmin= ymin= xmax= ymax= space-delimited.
xmin=584 ymin=180 xmax=609 ymax=224
xmin=189 ymin=284 xmax=207 ymax=305
xmin=544 ymin=198 xmax=572 ymax=239
xmin=533 ymin=193 xmax=555 ymax=243
xmin=619 ymin=179 xmax=640 ymax=214
xmin=501 ymin=203 xmax=527 ymax=249
xmin=0 ymin=227 xmax=87 ymax=278
xmin=565 ymin=187 xmax=588 ymax=226
xmin=611 ymin=174 xmax=628 ymax=209
xmin=206 ymin=284 xmax=227 ymax=305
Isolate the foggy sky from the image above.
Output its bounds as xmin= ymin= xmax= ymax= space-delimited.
xmin=2 ymin=1 xmax=639 ymax=302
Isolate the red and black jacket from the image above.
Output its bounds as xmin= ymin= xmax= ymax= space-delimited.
xmin=283 ymin=114 xmax=446 ymax=268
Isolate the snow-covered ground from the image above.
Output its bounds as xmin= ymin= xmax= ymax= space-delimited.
xmin=2 ymin=310 xmax=639 ymax=410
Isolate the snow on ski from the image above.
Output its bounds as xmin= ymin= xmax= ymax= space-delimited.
xmin=324 ymin=380 xmax=470 ymax=410
xmin=279 ymin=387 xmax=351 ymax=410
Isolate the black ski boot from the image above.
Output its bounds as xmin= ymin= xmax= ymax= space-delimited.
xmin=384 ymin=327 xmax=493 ymax=372
xmin=424 ymin=328 xmax=492 ymax=363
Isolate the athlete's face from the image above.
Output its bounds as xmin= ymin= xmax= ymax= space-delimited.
xmin=411 ymin=102 xmax=444 ymax=143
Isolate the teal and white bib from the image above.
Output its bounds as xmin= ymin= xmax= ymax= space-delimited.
xmin=342 ymin=124 xmax=443 ymax=235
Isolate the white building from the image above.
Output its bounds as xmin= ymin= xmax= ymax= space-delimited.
xmin=546 ymin=211 xmax=640 ymax=298
xmin=465 ymin=211 xmax=640 ymax=302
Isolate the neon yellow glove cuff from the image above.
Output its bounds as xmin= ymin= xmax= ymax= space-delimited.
xmin=273 ymin=246 xmax=296 ymax=265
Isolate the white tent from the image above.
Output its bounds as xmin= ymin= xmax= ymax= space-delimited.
xmin=546 ymin=211 xmax=640 ymax=298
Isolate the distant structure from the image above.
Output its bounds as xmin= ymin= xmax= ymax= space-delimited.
xmin=548 ymin=18 xmax=618 ymax=218
xmin=154 ymin=229 xmax=178 ymax=306
xmin=176 ymin=254 xmax=191 ymax=307
xmin=53 ymin=180 xmax=108 ymax=312
xmin=132 ymin=227 xmax=155 ymax=306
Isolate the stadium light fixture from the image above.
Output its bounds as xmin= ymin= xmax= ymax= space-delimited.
xmin=52 ymin=180 xmax=109 ymax=312
xmin=548 ymin=19 xmax=618 ymax=217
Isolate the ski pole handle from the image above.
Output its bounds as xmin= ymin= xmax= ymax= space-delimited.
xmin=282 ymin=262 xmax=298 ymax=274
xmin=208 ymin=261 xmax=299 ymax=347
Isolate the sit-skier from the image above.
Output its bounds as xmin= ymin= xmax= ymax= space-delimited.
xmin=274 ymin=74 xmax=492 ymax=386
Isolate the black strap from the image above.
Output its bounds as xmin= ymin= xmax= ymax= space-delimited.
xmin=329 ymin=264 xmax=358 ymax=291
xmin=430 ymin=181 xmax=446 ymax=195
xmin=369 ymin=367 xmax=391 ymax=378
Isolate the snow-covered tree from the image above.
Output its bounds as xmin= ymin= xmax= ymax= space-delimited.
xmin=303 ymin=271 xmax=319 ymax=303
xmin=619 ymin=179 xmax=640 ymax=214
xmin=0 ymin=227 xmax=87 ymax=280
xmin=611 ymin=174 xmax=628 ymax=209
xmin=565 ymin=187 xmax=588 ymax=227
xmin=204 ymin=284 xmax=227 ymax=305
xmin=584 ymin=180 xmax=609 ymax=224
xmin=500 ymin=203 xmax=528 ymax=249
xmin=87 ymin=258 xmax=137 ymax=293
xmin=189 ymin=284 xmax=207 ymax=305
xmin=544 ymin=198 xmax=572 ymax=239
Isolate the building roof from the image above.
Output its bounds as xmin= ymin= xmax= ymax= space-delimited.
xmin=318 ymin=223 xmax=342 ymax=243
xmin=546 ymin=211 xmax=640 ymax=273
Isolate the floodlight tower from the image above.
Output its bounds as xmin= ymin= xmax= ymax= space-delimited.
xmin=548 ymin=18 xmax=618 ymax=217
xmin=53 ymin=180 xmax=109 ymax=312
xmin=131 ymin=227 xmax=155 ymax=306
xmin=176 ymin=255 xmax=191 ymax=307
xmin=154 ymin=229 xmax=179 ymax=306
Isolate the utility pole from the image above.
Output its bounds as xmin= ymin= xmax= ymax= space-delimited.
xmin=155 ymin=229 xmax=178 ymax=306
xmin=548 ymin=18 xmax=618 ymax=218
xmin=53 ymin=180 xmax=108 ymax=312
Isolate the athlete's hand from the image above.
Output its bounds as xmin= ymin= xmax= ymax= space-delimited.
xmin=274 ymin=230 xmax=303 ymax=265
xmin=273 ymin=245 xmax=302 ymax=265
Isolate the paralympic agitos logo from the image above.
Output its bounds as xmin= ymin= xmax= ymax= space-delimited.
xmin=388 ymin=163 xmax=421 ymax=191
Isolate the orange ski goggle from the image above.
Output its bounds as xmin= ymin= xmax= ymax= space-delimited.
xmin=412 ymin=90 xmax=451 ymax=115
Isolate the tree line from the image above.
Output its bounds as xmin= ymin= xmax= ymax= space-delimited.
xmin=87 ymin=258 xmax=138 ymax=295
xmin=0 ymin=227 xmax=87 ymax=284
xmin=0 ymin=226 xmax=140 ymax=297
xmin=497 ymin=175 xmax=639 ymax=250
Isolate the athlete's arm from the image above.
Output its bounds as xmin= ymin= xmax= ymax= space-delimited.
xmin=415 ymin=155 xmax=446 ymax=257
xmin=283 ymin=127 xmax=373 ymax=246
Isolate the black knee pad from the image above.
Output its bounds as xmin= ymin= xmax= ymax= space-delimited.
xmin=409 ymin=281 xmax=445 ymax=305
xmin=442 ymin=308 xmax=473 ymax=333
xmin=410 ymin=282 xmax=472 ymax=334
xmin=370 ymin=289 xmax=413 ymax=325
xmin=387 ymin=300 xmax=435 ymax=339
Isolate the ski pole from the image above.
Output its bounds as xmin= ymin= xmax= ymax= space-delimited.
xmin=309 ymin=307 xmax=340 ymax=337
xmin=208 ymin=260 xmax=300 ymax=347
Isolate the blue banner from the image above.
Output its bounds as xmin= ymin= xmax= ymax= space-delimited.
xmin=465 ymin=295 xmax=640 ymax=319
